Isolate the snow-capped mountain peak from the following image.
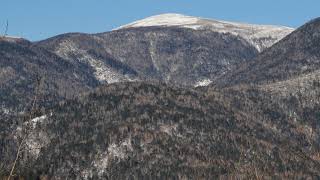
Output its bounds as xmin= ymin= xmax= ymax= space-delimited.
xmin=116 ymin=13 xmax=201 ymax=29
xmin=116 ymin=13 xmax=294 ymax=52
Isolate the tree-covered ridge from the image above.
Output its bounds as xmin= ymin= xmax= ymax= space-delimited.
xmin=1 ymin=82 xmax=319 ymax=179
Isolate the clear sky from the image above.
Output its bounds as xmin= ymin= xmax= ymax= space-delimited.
xmin=1 ymin=0 xmax=319 ymax=41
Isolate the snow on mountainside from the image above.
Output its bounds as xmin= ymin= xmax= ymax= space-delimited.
xmin=55 ymin=39 xmax=131 ymax=84
xmin=117 ymin=13 xmax=294 ymax=52
xmin=194 ymin=79 xmax=213 ymax=87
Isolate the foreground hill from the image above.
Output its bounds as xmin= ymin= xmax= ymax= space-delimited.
xmin=1 ymin=82 xmax=319 ymax=179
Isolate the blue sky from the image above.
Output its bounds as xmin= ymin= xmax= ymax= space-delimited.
xmin=1 ymin=0 xmax=319 ymax=41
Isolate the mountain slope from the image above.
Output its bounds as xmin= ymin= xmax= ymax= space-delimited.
xmin=37 ymin=26 xmax=259 ymax=86
xmin=217 ymin=17 xmax=320 ymax=87
xmin=0 ymin=37 xmax=99 ymax=112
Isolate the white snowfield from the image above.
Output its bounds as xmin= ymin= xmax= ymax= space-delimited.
xmin=116 ymin=13 xmax=294 ymax=52
xmin=116 ymin=14 xmax=201 ymax=29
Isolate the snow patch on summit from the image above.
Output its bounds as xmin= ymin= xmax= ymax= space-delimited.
xmin=116 ymin=14 xmax=200 ymax=30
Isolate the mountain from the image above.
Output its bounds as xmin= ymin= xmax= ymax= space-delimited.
xmin=117 ymin=13 xmax=294 ymax=52
xmin=37 ymin=28 xmax=257 ymax=87
xmin=0 ymin=36 xmax=99 ymax=112
xmin=36 ymin=14 xmax=293 ymax=87
xmin=213 ymin=16 xmax=320 ymax=154
xmin=209 ymin=18 xmax=320 ymax=178
xmin=1 ymin=82 xmax=319 ymax=179
xmin=2 ymin=15 xmax=320 ymax=179
xmin=217 ymin=17 xmax=320 ymax=87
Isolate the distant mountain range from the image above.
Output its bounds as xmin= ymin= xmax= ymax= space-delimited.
xmin=37 ymin=14 xmax=293 ymax=87
xmin=1 ymin=14 xmax=320 ymax=179
xmin=1 ymin=14 xmax=293 ymax=110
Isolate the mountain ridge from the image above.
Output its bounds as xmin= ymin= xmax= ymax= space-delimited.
xmin=116 ymin=13 xmax=294 ymax=52
xmin=216 ymin=17 xmax=320 ymax=87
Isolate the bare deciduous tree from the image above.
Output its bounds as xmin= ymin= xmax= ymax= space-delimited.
xmin=7 ymin=76 xmax=43 ymax=180
xmin=4 ymin=20 xmax=8 ymax=36
xmin=1 ymin=20 xmax=8 ymax=37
